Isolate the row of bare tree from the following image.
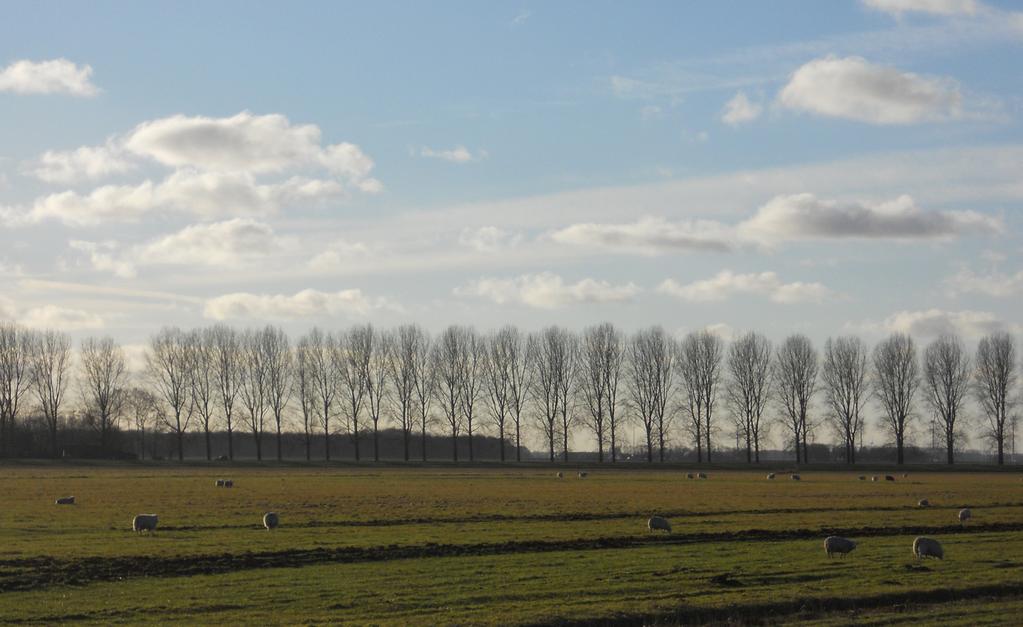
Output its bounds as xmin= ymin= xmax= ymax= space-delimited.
xmin=0 ymin=320 xmax=1017 ymax=464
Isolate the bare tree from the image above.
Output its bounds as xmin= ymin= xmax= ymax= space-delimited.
xmin=532 ymin=327 xmax=574 ymax=462
xmin=677 ymin=331 xmax=723 ymax=463
xmin=0 ymin=323 xmax=34 ymax=457
xmin=434 ymin=325 xmax=464 ymax=461
xmin=387 ymin=325 xmax=420 ymax=461
xmin=239 ymin=328 xmax=269 ymax=461
xmin=294 ymin=334 xmax=316 ymax=460
xmin=820 ymin=336 xmax=868 ymax=464
xmin=458 ymin=328 xmax=486 ymax=461
xmin=362 ymin=326 xmax=390 ymax=462
xmin=628 ymin=327 xmax=675 ymax=462
xmin=301 ymin=328 xmax=340 ymax=460
xmin=726 ymin=332 xmax=771 ymax=463
xmin=556 ymin=330 xmax=579 ymax=462
xmin=146 ymin=328 xmax=193 ymax=461
xmin=975 ymin=333 xmax=1017 ymax=465
xmin=775 ymin=335 xmax=818 ymax=464
xmin=873 ymin=333 xmax=920 ymax=465
xmin=79 ymin=336 xmax=128 ymax=454
xmin=483 ymin=327 xmax=514 ymax=462
xmin=504 ymin=326 xmax=533 ymax=462
xmin=263 ymin=326 xmax=293 ymax=461
xmin=210 ymin=324 xmax=243 ymax=460
xmin=923 ymin=334 xmax=972 ymax=465
xmin=338 ymin=326 xmax=370 ymax=461
xmin=186 ymin=329 xmax=217 ymax=460
xmin=578 ymin=323 xmax=625 ymax=463
xmin=410 ymin=326 xmax=435 ymax=461
xmin=125 ymin=386 xmax=159 ymax=460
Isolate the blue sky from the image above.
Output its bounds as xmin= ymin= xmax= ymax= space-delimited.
xmin=1 ymin=0 xmax=1021 ymax=367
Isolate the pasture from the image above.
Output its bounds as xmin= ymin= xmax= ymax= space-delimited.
xmin=1 ymin=465 xmax=1021 ymax=625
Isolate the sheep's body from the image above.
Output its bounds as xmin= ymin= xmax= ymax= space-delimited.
xmin=215 ymin=479 xmax=225 ymax=487
xmin=55 ymin=496 xmax=75 ymax=505
xmin=824 ymin=536 xmax=856 ymax=558
xmin=263 ymin=512 xmax=279 ymax=530
xmin=578 ymin=471 xmax=588 ymax=478
xmin=790 ymin=474 xmax=801 ymax=481
xmin=556 ymin=472 xmax=563 ymax=479
xmin=697 ymin=472 xmax=707 ymax=479
xmin=647 ymin=516 xmax=671 ymax=533
xmin=959 ymin=508 xmax=971 ymax=524
xmin=132 ymin=514 xmax=158 ymax=533
xmin=913 ymin=536 xmax=944 ymax=560
xmin=766 ymin=473 xmax=775 ymax=480
xmin=885 ymin=475 xmax=895 ymax=482
xmin=918 ymin=498 xmax=930 ymax=507
xmin=224 ymin=479 xmax=234 ymax=488
xmin=685 ymin=473 xmax=694 ymax=479
xmin=858 ymin=475 xmax=866 ymax=481
xmin=871 ymin=476 xmax=878 ymax=482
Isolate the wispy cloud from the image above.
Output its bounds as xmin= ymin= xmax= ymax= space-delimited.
xmin=0 ymin=58 xmax=99 ymax=97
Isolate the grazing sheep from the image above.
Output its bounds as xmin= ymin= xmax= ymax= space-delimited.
xmin=263 ymin=512 xmax=279 ymax=530
xmin=578 ymin=471 xmax=588 ymax=479
xmin=766 ymin=473 xmax=776 ymax=480
xmin=216 ymin=455 xmax=229 ymax=461
xmin=959 ymin=508 xmax=971 ymax=525
xmin=871 ymin=476 xmax=878 ymax=482
xmin=790 ymin=474 xmax=801 ymax=481
xmin=902 ymin=473 xmax=908 ymax=478
xmin=647 ymin=516 xmax=672 ymax=533
xmin=556 ymin=471 xmax=563 ymax=479
xmin=697 ymin=472 xmax=708 ymax=479
xmin=913 ymin=536 xmax=944 ymax=560
xmin=215 ymin=479 xmax=225 ymax=487
xmin=885 ymin=475 xmax=895 ymax=482
xmin=918 ymin=499 xmax=930 ymax=507
xmin=55 ymin=496 xmax=75 ymax=505
xmin=824 ymin=536 xmax=857 ymax=558
xmin=224 ymin=479 xmax=234 ymax=488
xmin=132 ymin=514 xmax=158 ymax=533
xmin=685 ymin=473 xmax=694 ymax=479
xmin=858 ymin=475 xmax=866 ymax=481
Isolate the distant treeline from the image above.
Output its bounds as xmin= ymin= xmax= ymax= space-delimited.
xmin=0 ymin=321 xmax=1018 ymax=465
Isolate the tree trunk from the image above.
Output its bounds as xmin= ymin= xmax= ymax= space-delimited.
xmin=373 ymin=423 xmax=379 ymax=462
xmin=499 ymin=424 xmax=505 ymax=462
xmin=205 ymin=429 xmax=212 ymax=461
xmin=227 ymin=421 xmax=234 ymax=461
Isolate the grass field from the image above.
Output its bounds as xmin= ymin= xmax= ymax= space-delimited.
xmin=1 ymin=464 xmax=1022 ymax=625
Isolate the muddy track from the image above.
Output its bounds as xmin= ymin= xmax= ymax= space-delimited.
xmin=530 ymin=581 xmax=1023 ymax=626
xmin=2 ymin=521 xmax=1022 ymax=593
xmin=158 ymin=501 xmax=1023 ymax=532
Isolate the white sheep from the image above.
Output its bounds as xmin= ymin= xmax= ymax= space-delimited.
xmin=132 ymin=514 xmax=158 ymax=533
xmin=215 ymin=479 xmax=225 ymax=487
xmin=263 ymin=512 xmax=279 ymax=530
xmin=55 ymin=496 xmax=75 ymax=505
xmin=578 ymin=471 xmax=588 ymax=478
xmin=824 ymin=536 xmax=856 ymax=558
xmin=918 ymin=498 xmax=930 ymax=507
xmin=697 ymin=472 xmax=707 ymax=479
xmin=685 ymin=473 xmax=694 ymax=479
xmin=871 ymin=476 xmax=878 ymax=482
xmin=766 ymin=473 xmax=776 ymax=480
xmin=913 ymin=536 xmax=943 ymax=560
xmin=224 ymin=479 xmax=234 ymax=488
xmin=790 ymin=474 xmax=801 ymax=481
xmin=958 ymin=508 xmax=971 ymax=525
xmin=857 ymin=475 xmax=866 ymax=481
xmin=556 ymin=471 xmax=563 ymax=479
xmin=647 ymin=515 xmax=671 ymax=533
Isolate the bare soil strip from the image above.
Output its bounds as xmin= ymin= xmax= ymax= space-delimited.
xmin=1 ymin=522 xmax=1021 ymax=593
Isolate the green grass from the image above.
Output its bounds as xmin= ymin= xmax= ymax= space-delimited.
xmin=0 ymin=465 xmax=1021 ymax=625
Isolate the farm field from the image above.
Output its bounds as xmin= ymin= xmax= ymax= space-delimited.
xmin=1 ymin=465 xmax=1021 ymax=625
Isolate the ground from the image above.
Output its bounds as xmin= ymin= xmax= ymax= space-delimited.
xmin=0 ymin=464 xmax=1021 ymax=625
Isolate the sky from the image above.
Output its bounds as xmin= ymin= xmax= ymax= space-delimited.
xmin=1 ymin=0 xmax=1022 ymax=367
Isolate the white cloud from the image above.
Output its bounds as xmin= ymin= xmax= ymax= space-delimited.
xmin=0 ymin=58 xmax=99 ymax=97
xmin=456 ymin=272 xmax=639 ymax=309
xmin=857 ymin=308 xmax=1017 ymax=339
xmin=657 ymin=270 xmax=834 ymax=304
xmin=417 ymin=145 xmax=486 ymax=163
xmin=511 ymin=10 xmax=531 ymax=25
xmin=71 ymin=219 xmax=286 ymax=276
xmin=27 ymin=142 xmax=136 ymax=184
xmin=738 ymin=193 xmax=1002 ymax=242
xmin=459 ymin=226 xmax=521 ymax=253
xmin=28 ymin=170 xmax=344 ymax=226
xmin=203 ymin=288 xmax=386 ymax=320
xmin=945 ymin=268 xmax=1023 ymax=297
xmin=721 ymin=91 xmax=762 ymax=126
xmin=549 ymin=216 xmax=733 ymax=254
xmin=778 ymin=55 xmax=963 ymax=124
xmin=862 ymin=0 xmax=981 ymax=17
xmin=20 ymin=305 xmax=104 ymax=330
xmin=307 ymin=240 xmax=373 ymax=272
